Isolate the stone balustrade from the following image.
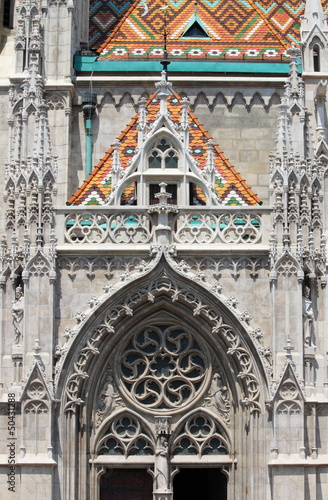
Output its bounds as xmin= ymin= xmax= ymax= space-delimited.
xmin=56 ymin=206 xmax=271 ymax=248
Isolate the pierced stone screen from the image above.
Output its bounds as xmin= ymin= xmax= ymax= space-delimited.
xmin=119 ymin=325 xmax=209 ymax=412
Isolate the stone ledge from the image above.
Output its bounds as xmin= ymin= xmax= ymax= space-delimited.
xmin=269 ymin=454 xmax=328 ymax=466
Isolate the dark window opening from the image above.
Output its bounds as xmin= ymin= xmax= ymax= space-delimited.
xmin=149 ymin=184 xmax=177 ymax=205
xmin=100 ymin=468 xmax=152 ymax=500
xmin=173 ymin=468 xmax=227 ymax=500
xmin=3 ymin=0 xmax=13 ymax=29
xmin=190 ymin=183 xmax=206 ymax=206
xmin=182 ymin=21 xmax=209 ymax=38
xmin=121 ymin=182 xmax=137 ymax=205
xmin=313 ymin=45 xmax=320 ymax=72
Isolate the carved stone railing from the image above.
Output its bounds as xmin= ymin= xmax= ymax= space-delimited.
xmin=56 ymin=206 xmax=271 ymax=248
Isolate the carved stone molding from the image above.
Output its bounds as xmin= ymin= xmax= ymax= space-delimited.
xmin=57 ymin=255 xmax=155 ymax=282
xmin=58 ymin=263 xmax=269 ymax=415
xmin=98 ymin=90 xmax=281 ymax=112
xmin=170 ymin=255 xmax=269 ymax=283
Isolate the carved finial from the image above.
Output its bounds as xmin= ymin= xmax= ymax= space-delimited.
xmin=138 ymin=97 xmax=148 ymax=131
xmin=32 ymin=339 xmax=42 ymax=358
xmin=156 ymin=182 xmax=172 ymax=205
xmin=204 ymin=139 xmax=215 ymax=184
xmin=284 ymin=338 xmax=294 ymax=360
xmin=181 ymin=97 xmax=190 ymax=131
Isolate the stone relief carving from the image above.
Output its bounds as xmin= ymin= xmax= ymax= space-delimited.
xmin=275 ymin=255 xmax=299 ymax=276
xmin=28 ymin=254 xmax=51 ymax=277
xmin=269 ymin=361 xmax=305 ymax=411
xmin=12 ymin=285 xmax=24 ymax=345
xmin=317 ymin=404 xmax=328 ymax=416
xmin=173 ymin=211 xmax=262 ymax=245
xmin=95 ymin=369 xmax=124 ymax=428
xmin=155 ymin=435 xmax=170 ymax=491
xmin=46 ymin=94 xmax=66 ymax=110
xmin=204 ymin=371 xmax=231 ymax=426
xmin=65 ymin=212 xmax=153 ymax=244
xmin=276 ymin=401 xmax=301 ymax=415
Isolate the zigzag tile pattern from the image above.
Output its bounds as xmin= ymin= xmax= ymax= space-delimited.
xmin=89 ymin=0 xmax=135 ymax=50
xmin=68 ymin=92 xmax=260 ymax=206
xmin=93 ymin=0 xmax=328 ymax=60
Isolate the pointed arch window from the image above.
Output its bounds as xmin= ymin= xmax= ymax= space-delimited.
xmin=148 ymin=138 xmax=178 ymax=169
xmin=313 ymin=44 xmax=320 ymax=72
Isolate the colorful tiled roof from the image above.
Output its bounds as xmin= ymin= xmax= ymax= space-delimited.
xmin=91 ymin=0 xmax=328 ymax=61
xmin=68 ymin=91 xmax=261 ymax=206
xmin=89 ymin=0 xmax=135 ymax=51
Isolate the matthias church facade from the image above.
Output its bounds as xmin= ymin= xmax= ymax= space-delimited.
xmin=0 ymin=1 xmax=328 ymax=499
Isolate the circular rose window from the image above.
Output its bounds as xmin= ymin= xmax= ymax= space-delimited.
xmin=118 ymin=325 xmax=210 ymax=413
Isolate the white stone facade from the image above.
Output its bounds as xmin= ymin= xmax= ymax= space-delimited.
xmin=0 ymin=1 xmax=328 ymax=499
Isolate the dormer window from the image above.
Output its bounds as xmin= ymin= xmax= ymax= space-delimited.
xmin=148 ymin=139 xmax=178 ymax=169
xmin=182 ymin=20 xmax=209 ymax=39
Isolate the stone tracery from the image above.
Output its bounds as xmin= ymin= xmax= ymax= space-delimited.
xmin=119 ymin=325 xmax=209 ymax=412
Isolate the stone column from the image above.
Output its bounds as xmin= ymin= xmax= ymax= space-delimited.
xmin=154 ymin=416 xmax=172 ymax=500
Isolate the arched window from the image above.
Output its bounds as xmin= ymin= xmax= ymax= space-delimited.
xmin=313 ymin=44 xmax=320 ymax=72
xmin=148 ymin=138 xmax=178 ymax=169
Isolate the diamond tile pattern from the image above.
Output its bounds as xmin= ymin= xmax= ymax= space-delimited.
xmin=92 ymin=0 xmax=328 ymax=60
xmin=68 ymin=92 xmax=260 ymax=206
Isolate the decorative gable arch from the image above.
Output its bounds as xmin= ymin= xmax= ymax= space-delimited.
xmin=56 ymin=256 xmax=271 ymax=416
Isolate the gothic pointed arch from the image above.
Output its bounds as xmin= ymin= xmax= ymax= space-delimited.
xmin=94 ymin=408 xmax=156 ymax=458
xmin=274 ymin=251 xmax=301 ymax=277
xmin=56 ymin=256 xmax=271 ymax=417
xmin=172 ymin=408 xmax=231 ymax=459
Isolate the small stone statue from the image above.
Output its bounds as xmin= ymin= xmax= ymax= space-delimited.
xmin=95 ymin=370 xmax=123 ymax=427
xmin=12 ymin=285 xmax=24 ymax=345
xmin=205 ymin=372 xmax=230 ymax=417
xmin=302 ymin=286 xmax=315 ymax=347
xmin=155 ymin=435 xmax=170 ymax=491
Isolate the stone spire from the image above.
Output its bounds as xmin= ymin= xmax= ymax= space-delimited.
xmin=269 ymin=44 xmax=326 ymax=282
xmin=2 ymin=0 xmax=57 ymax=282
xmin=304 ymin=0 xmax=326 ymax=25
xmin=274 ymin=45 xmax=311 ymax=159
xmin=301 ymin=0 xmax=328 ymax=72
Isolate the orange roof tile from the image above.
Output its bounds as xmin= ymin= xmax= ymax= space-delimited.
xmin=68 ymin=90 xmax=260 ymax=207
xmin=89 ymin=0 xmax=328 ymax=61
